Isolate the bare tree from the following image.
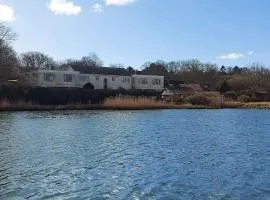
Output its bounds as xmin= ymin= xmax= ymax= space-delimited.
xmin=20 ymin=52 xmax=56 ymax=71
xmin=127 ymin=66 xmax=136 ymax=74
xmin=0 ymin=24 xmax=19 ymax=80
xmin=0 ymin=23 xmax=17 ymax=44
xmin=0 ymin=42 xmax=19 ymax=80
xmin=141 ymin=61 xmax=152 ymax=70
xmin=81 ymin=52 xmax=103 ymax=68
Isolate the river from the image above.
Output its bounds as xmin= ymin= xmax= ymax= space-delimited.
xmin=0 ymin=109 xmax=270 ymax=199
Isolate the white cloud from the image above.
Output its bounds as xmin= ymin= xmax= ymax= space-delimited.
xmin=247 ymin=51 xmax=254 ymax=56
xmin=218 ymin=53 xmax=244 ymax=60
xmin=105 ymin=0 xmax=136 ymax=6
xmin=0 ymin=4 xmax=15 ymax=22
xmin=48 ymin=0 xmax=82 ymax=16
xmin=92 ymin=3 xmax=103 ymax=12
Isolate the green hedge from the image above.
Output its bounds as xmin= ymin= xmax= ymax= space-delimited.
xmin=0 ymin=86 xmax=162 ymax=105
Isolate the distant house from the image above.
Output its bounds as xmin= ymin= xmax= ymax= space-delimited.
xmin=69 ymin=65 xmax=132 ymax=90
xmin=22 ymin=65 xmax=164 ymax=91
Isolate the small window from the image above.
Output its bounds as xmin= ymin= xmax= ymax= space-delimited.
xmin=96 ymin=76 xmax=99 ymax=81
xmin=152 ymin=79 xmax=161 ymax=85
xmin=139 ymin=78 xmax=147 ymax=84
xmin=44 ymin=73 xmax=55 ymax=82
xmin=122 ymin=77 xmax=129 ymax=83
xmin=32 ymin=73 xmax=38 ymax=81
xmin=64 ymin=74 xmax=73 ymax=82
xmin=112 ymin=77 xmax=116 ymax=81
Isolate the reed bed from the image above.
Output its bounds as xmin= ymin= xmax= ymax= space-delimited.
xmin=2 ymin=97 xmax=270 ymax=111
xmin=0 ymin=99 xmax=36 ymax=108
xmin=241 ymin=102 xmax=270 ymax=109
xmin=103 ymin=96 xmax=175 ymax=109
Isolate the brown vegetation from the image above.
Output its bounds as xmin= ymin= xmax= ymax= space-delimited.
xmin=240 ymin=102 xmax=270 ymax=109
xmin=103 ymin=96 xmax=175 ymax=109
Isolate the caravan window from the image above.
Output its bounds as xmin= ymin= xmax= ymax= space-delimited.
xmin=122 ymin=77 xmax=130 ymax=83
xmin=44 ymin=73 xmax=55 ymax=82
xmin=152 ymin=79 xmax=161 ymax=85
xmin=64 ymin=74 xmax=73 ymax=82
xmin=138 ymin=78 xmax=147 ymax=84
xmin=32 ymin=73 xmax=38 ymax=81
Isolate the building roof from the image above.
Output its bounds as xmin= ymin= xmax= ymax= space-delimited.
xmin=71 ymin=65 xmax=131 ymax=76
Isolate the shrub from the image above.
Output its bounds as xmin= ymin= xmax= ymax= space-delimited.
xmin=185 ymin=94 xmax=212 ymax=105
xmin=216 ymin=80 xmax=229 ymax=93
xmin=227 ymin=76 xmax=253 ymax=91
xmin=238 ymin=95 xmax=250 ymax=102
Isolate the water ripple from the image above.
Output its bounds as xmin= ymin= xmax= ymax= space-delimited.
xmin=1 ymin=109 xmax=270 ymax=199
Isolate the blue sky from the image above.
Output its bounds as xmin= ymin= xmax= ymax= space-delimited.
xmin=1 ymin=0 xmax=270 ymax=68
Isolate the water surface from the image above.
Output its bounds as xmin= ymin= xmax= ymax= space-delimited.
xmin=0 ymin=109 xmax=270 ymax=199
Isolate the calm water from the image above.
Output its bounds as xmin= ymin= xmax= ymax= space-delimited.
xmin=0 ymin=110 xmax=270 ymax=200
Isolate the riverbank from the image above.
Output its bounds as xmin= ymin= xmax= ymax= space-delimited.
xmin=2 ymin=95 xmax=270 ymax=111
xmin=1 ymin=102 xmax=270 ymax=111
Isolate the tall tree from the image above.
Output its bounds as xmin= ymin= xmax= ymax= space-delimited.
xmin=0 ymin=42 xmax=19 ymax=80
xmin=220 ymin=65 xmax=226 ymax=74
xmin=141 ymin=61 xmax=168 ymax=76
xmin=20 ymin=52 xmax=56 ymax=70
xmin=127 ymin=66 xmax=136 ymax=74
xmin=216 ymin=80 xmax=229 ymax=94
xmin=0 ymin=24 xmax=19 ymax=80
xmin=232 ymin=66 xmax=241 ymax=74
xmin=81 ymin=52 xmax=103 ymax=68
xmin=0 ymin=23 xmax=17 ymax=44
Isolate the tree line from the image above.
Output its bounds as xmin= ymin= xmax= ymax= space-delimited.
xmin=1 ymin=23 xmax=270 ymax=93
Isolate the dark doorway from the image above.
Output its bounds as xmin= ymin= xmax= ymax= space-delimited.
xmin=83 ymin=83 xmax=95 ymax=90
xmin=104 ymin=78 xmax=108 ymax=90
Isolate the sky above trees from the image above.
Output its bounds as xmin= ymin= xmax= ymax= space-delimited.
xmin=1 ymin=0 xmax=270 ymax=68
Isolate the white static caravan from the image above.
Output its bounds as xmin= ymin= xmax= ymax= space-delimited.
xmin=102 ymin=75 xmax=131 ymax=90
xmin=132 ymin=74 xmax=164 ymax=91
xmin=71 ymin=65 xmax=134 ymax=90
xmin=22 ymin=66 xmax=164 ymax=91
xmin=78 ymin=74 xmax=132 ymax=90
xmin=24 ymin=70 xmax=80 ymax=88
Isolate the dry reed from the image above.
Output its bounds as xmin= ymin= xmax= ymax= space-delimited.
xmin=103 ymin=96 xmax=174 ymax=109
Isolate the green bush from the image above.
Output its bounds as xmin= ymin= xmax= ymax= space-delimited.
xmin=185 ymin=94 xmax=211 ymax=105
xmin=238 ymin=95 xmax=250 ymax=102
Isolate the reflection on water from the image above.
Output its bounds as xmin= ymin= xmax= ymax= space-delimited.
xmin=1 ymin=109 xmax=270 ymax=199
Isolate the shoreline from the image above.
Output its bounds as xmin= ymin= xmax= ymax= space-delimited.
xmin=1 ymin=102 xmax=270 ymax=111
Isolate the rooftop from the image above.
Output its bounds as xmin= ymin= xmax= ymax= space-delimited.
xmin=70 ymin=65 xmax=132 ymax=76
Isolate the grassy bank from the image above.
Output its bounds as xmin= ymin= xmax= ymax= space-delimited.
xmin=0 ymin=97 xmax=176 ymax=111
xmin=240 ymin=102 xmax=270 ymax=109
xmin=2 ymin=96 xmax=270 ymax=111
